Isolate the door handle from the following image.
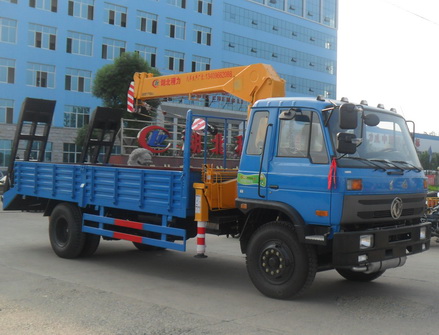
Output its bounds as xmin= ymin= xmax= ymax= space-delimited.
xmin=269 ymin=185 xmax=279 ymax=189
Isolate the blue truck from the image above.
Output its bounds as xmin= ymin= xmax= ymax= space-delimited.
xmin=2 ymin=67 xmax=431 ymax=299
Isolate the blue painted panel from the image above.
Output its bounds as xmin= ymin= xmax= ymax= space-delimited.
xmin=5 ymin=161 xmax=199 ymax=218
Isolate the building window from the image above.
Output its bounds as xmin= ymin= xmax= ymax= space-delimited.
xmin=1 ymin=0 xmax=18 ymax=3
xmin=166 ymin=18 xmax=185 ymax=40
xmin=196 ymin=0 xmax=212 ymax=15
xmin=286 ymin=0 xmax=303 ymax=16
xmin=23 ymin=141 xmax=52 ymax=161
xmin=26 ymin=63 xmax=55 ymax=88
xmin=0 ymin=99 xmax=13 ymax=124
xmin=136 ymin=10 xmax=157 ymax=34
xmin=192 ymin=55 xmax=210 ymax=72
xmin=104 ymin=3 xmax=127 ymax=27
xmin=29 ymin=0 xmax=57 ymax=12
xmin=0 ymin=139 xmax=12 ymax=169
xmin=65 ymin=68 xmax=91 ymax=93
xmin=322 ymin=0 xmax=336 ymax=28
xmin=306 ymin=0 xmax=320 ymax=22
xmin=287 ymin=0 xmax=303 ymax=15
xmin=0 ymin=58 xmax=15 ymax=84
xmin=63 ymin=143 xmax=81 ymax=163
xmin=64 ymin=105 xmax=90 ymax=128
xmin=135 ymin=44 xmax=157 ymax=68
xmin=28 ymin=23 xmax=56 ymax=50
xmin=102 ymin=38 xmax=125 ymax=60
xmin=165 ymin=50 xmax=184 ymax=72
xmin=193 ymin=24 xmax=211 ymax=46
xmin=268 ymin=0 xmax=284 ymax=10
xmin=223 ymin=32 xmax=335 ymax=75
xmin=66 ymin=31 xmax=93 ymax=56
xmin=281 ymin=72 xmax=336 ymax=99
xmin=167 ymin=0 xmax=186 ymax=8
xmin=224 ymin=4 xmax=336 ymax=51
xmin=68 ymin=0 xmax=94 ymax=20
xmin=0 ymin=18 xmax=17 ymax=44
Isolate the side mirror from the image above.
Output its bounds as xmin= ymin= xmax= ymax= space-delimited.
xmin=337 ymin=132 xmax=357 ymax=154
xmin=339 ymin=103 xmax=360 ymax=129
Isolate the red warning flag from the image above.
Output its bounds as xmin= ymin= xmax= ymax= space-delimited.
xmin=328 ymin=157 xmax=337 ymax=190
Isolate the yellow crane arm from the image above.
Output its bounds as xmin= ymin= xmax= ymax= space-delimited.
xmin=133 ymin=63 xmax=285 ymax=117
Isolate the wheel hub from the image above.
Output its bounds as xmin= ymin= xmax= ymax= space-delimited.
xmin=260 ymin=244 xmax=289 ymax=278
xmin=55 ymin=218 xmax=69 ymax=246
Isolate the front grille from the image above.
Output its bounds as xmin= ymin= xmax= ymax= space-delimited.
xmin=341 ymin=193 xmax=426 ymax=226
xmin=357 ymin=207 xmax=420 ymax=220
xmin=358 ymin=197 xmax=424 ymax=206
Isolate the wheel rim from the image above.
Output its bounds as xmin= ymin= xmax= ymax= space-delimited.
xmin=55 ymin=217 xmax=69 ymax=247
xmin=259 ymin=241 xmax=295 ymax=285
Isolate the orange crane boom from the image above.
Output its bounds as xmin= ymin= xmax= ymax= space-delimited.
xmin=133 ymin=63 xmax=285 ymax=117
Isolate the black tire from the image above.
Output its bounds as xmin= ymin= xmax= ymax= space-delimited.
xmin=246 ymin=221 xmax=317 ymax=299
xmin=80 ymin=234 xmax=100 ymax=257
xmin=49 ymin=203 xmax=85 ymax=259
xmin=336 ymin=268 xmax=385 ymax=282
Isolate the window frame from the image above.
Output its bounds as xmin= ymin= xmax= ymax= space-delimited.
xmin=0 ymin=58 xmax=15 ymax=84
xmin=68 ymin=0 xmax=94 ymax=20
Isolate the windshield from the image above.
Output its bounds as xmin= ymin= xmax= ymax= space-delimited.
xmin=328 ymin=107 xmax=422 ymax=170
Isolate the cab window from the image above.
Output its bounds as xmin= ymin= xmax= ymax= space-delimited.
xmin=246 ymin=111 xmax=269 ymax=155
xmin=277 ymin=110 xmax=328 ymax=164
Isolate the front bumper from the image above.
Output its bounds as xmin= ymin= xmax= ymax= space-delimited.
xmin=333 ymin=222 xmax=431 ymax=268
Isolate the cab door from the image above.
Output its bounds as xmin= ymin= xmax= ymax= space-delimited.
xmin=265 ymin=109 xmax=332 ymax=226
xmin=238 ymin=110 xmax=272 ymax=200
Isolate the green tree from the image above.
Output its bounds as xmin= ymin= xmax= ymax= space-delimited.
xmin=92 ymin=52 xmax=161 ymax=114
xmin=77 ymin=53 xmax=161 ymax=148
xmin=418 ymin=151 xmax=439 ymax=171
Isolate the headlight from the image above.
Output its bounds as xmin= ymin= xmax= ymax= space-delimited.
xmin=420 ymin=227 xmax=427 ymax=240
xmin=360 ymin=234 xmax=374 ymax=249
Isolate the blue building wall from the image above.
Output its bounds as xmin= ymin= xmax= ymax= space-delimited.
xmin=0 ymin=0 xmax=338 ymax=169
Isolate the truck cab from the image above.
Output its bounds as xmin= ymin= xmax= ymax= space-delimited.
xmin=236 ymin=97 xmax=430 ymax=298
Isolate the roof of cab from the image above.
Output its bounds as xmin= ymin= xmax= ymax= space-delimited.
xmin=253 ymin=96 xmax=332 ymax=109
xmin=252 ymin=97 xmax=402 ymax=118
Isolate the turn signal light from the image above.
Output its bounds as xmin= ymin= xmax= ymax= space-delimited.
xmin=347 ymin=179 xmax=362 ymax=191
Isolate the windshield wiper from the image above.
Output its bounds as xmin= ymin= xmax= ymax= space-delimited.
xmin=342 ymin=157 xmax=386 ymax=171
xmin=370 ymin=159 xmax=405 ymax=174
xmin=391 ymin=160 xmax=422 ymax=172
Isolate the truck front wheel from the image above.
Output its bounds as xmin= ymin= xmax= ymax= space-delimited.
xmin=246 ymin=221 xmax=317 ymax=299
xmin=49 ymin=203 xmax=85 ymax=259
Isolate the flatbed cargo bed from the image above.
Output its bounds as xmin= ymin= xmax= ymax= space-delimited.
xmin=3 ymin=162 xmax=200 ymax=218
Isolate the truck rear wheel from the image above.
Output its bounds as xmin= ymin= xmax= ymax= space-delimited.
xmin=49 ymin=203 xmax=85 ymax=259
xmin=246 ymin=221 xmax=317 ymax=299
xmin=80 ymin=234 xmax=100 ymax=257
xmin=336 ymin=268 xmax=385 ymax=282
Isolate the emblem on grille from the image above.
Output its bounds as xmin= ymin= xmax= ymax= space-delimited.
xmin=390 ymin=197 xmax=403 ymax=219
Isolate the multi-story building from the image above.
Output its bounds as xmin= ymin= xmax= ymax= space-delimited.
xmin=0 ymin=0 xmax=337 ymax=171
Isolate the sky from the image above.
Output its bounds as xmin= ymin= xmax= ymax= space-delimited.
xmin=337 ymin=0 xmax=439 ymax=135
